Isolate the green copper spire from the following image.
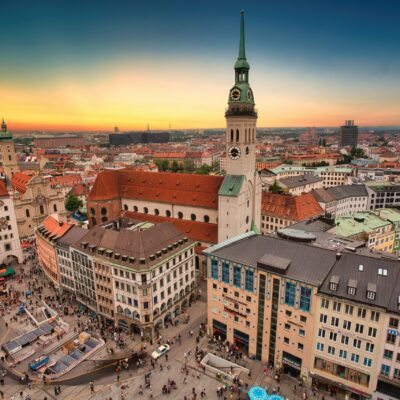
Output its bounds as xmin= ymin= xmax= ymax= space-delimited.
xmin=235 ymin=10 xmax=250 ymax=71
xmin=238 ymin=10 xmax=246 ymax=60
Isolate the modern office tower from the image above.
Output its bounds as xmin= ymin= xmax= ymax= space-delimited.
xmin=339 ymin=120 xmax=359 ymax=147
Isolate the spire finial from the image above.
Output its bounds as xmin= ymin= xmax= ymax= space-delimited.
xmin=238 ymin=10 xmax=246 ymax=60
xmin=1 ymin=118 xmax=6 ymax=132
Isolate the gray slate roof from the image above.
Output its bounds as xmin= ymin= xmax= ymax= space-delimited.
xmin=280 ymin=174 xmax=323 ymax=189
xmin=57 ymin=226 xmax=88 ymax=247
xmin=312 ymin=185 xmax=368 ymax=203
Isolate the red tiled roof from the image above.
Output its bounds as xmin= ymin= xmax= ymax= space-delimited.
xmin=261 ymin=192 xmax=323 ymax=221
xmin=10 ymin=172 xmax=34 ymax=194
xmin=41 ymin=215 xmax=73 ymax=239
xmin=89 ymin=169 xmax=223 ymax=209
xmin=69 ymin=183 xmax=90 ymax=197
xmin=123 ymin=211 xmax=218 ymax=244
xmin=0 ymin=180 xmax=8 ymax=197
xmin=50 ymin=175 xmax=82 ymax=187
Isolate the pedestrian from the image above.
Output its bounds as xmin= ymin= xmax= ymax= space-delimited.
xmin=90 ymin=381 xmax=95 ymax=393
xmin=165 ymin=354 xmax=168 ymax=361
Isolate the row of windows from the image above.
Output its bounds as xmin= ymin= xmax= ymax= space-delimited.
xmin=320 ymin=299 xmax=380 ymax=322
xmin=316 ymin=342 xmax=373 ymax=367
xmin=25 ymin=204 xmax=57 ymax=217
xmin=285 ymin=282 xmax=312 ymax=312
xmin=229 ymin=128 xmax=256 ymax=143
xmin=211 ymin=260 xmax=254 ymax=292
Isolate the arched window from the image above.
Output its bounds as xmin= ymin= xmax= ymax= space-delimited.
xmin=90 ymin=207 xmax=95 ymax=215
xmin=246 ymin=216 xmax=249 ymax=224
xmin=92 ymin=217 xmax=97 ymax=226
xmin=101 ymin=216 xmax=107 ymax=223
xmin=53 ymin=204 xmax=57 ymax=212
xmin=133 ymin=206 xmax=138 ymax=212
xmin=245 ymin=129 xmax=247 ymax=143
xmin=203 ymin=215 xmax=210 ymax=223
xmin=25 ymin=209 xmax=30 ymax=218
xmin=190 ymin=213 xmax=196 ymax=221
xmin=253 ymin=128 xmax=256 ymax=141
xmin=154 ymin=208 xmax=160 ymax=216
xmin=236 ymin=129 xmax=239 ymax=142
xmin=230 ymin=129 xmax=234 ymax=142
xmin=101 ymin=207 xmax=107 ymax=215
xmin=123 ymin=204 xmax=128 ymax=211
xmin=178 ymin=212 xmax=183 ymax=219
xmin=166 ymin=210 xmax=171 ymax=217
xmin=39 ymin=205 xmax=44 ymax=215
xmin=144 ymin=207 xmax=148 ymax=214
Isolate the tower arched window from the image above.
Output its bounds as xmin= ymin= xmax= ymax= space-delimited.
xmin=230 ymin=129 xmax=234 ymax=142
xmin=166 ymin=210 xmax=171 ymax=217
xmin=236 ymin=129 xmax=239 ymax=142
xmin=133 ymin=206 xmax=138 ymax=212
xmin=123 ymin=204 xmax=128 ymax=211
xmin=178 ymin=212 xmax=183 ymax=219
xmin=190 ymin=213 xmax=196 ymax=221
xmin=39 ymin=205 xmax=44 ymax=215
xmin=101 ymin=207 xmax=107 ymax=215
xmin=154 ymin=208 xmax=160 ymax=216
xmin=144 ymin=207 xmax=148 ymax=214
xmin=25 ymin=209 xmax=30 ymax=218
xmin=53 ymin=204 xmax=57 ymax=212
xmin=204 ymin=215 xmax=210 ymax=223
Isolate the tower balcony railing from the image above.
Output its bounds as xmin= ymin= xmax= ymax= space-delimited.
xmin=225 ymin=107 xmax=258 ymax=117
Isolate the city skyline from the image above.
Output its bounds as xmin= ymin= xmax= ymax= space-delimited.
xmin=1 ymin=0 xmax=400 ymax=131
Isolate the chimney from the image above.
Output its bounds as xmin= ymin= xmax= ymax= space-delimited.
xmin=336 ymin=252 xmax=341 ymax=260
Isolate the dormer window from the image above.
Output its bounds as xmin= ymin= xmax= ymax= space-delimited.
xmin=329 ymin=275 xmax=339 ymax=291
xmin=378 ymin=268 xmax=388 ymax=276
xmin=347 ymin=279 xmax=357 ymax=296
xmin=366 ymin=283 xmax=376 ymax=300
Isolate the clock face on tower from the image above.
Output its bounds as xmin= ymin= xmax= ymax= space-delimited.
xmin=247 ymin=89 xmax=253 ymax=101
xmin=230 ymin=88 xmax=241 ymax=101
xmin=228 ymin=146 xmax=241 ymax=160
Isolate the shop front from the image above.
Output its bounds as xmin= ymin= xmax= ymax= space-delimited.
xmin=282 ymin=351 xmax=302 ymax=378
xmin=213 ymin=319 xmax=227 ymax=341
xmin=233 ymin=329 xmax=249 ymax=353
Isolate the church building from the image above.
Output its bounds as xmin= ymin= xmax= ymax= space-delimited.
xmin=87 ymin=12 xmax=261 ymax=248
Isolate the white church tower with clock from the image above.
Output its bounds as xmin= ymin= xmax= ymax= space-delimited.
xmin=218 ymin=11 xmax=262 ymax=242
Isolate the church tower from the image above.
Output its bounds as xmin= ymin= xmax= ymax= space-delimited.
xmin=0 ymin=119 xmax=19 ymax=180
xmin=218 ymin=11 xmax=262 ymax=242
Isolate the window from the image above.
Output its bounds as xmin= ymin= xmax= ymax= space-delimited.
xmin=143 ymin=302 xmax=149 ymax=309
xmin=283 ymin=337 xmax=289 ymax=345
xmin=211 ymin=259 xmax=218 ymax=280
xmin=389 ymin=317 xmax=399 ymax=328
xmin=329 ymin=332 xmax=337 ymax=342
xmin=331 ymin=317 xmax=339 ymax=327
xmin=300 ymin=315 xmax=307 ymax=323
xmin=328 ymin=346 xmax=335 ymax=355
xmin=384 ymin=349 xmax=393 ymax=360
xmin=318 ymin=329 xmax=326 ymax=338
xmin=343 ymin=320 xmax=351 ymax=330
xmin=53 ymin=204 xmax=57 ymax=212
xmin=300 ymin=287 xmax=311 ymax=312
xmin=341 ymin=335 xmax=349 ymax=345
xmin=394 ymin=368 xmax=400 ymax=380
xmin=368 ymin=327 xmax=377 ymax=338
xmin=370 ymin=311 xmax=380 ymax=322
xmin=351 ymin=353 xmax=360 ymax=363
xmin=299 ymin=329 xmax=305 ymax=337
xmin=333 ymin=301 xmax=341 ymax=312
xmin=285 ymin=282 xmax=296 ymax=307
xmin=284 ymin=323 xmax=291 ymax=330
xmin=320 ymin=314 xmax=327 ymax=324
xmin=353 ymin=339 xmax=361 ymax=349
xmin=166 ymin=210 xmax=171 ymax=217
xmin=4 ymin=243 xmax=11 ymax=251
xmin=381 ymin=364 xmax=390 ymax=377
xmin=355 ymin=323 xmax=364 ymax=334
xmin=144 ymin=207 xmax=148 ymax=214
xmin=358 ymin=308 xmax=366 ymax=318
xmin=345 ymin=304 xmax=354 ymax=315
xmin=339 ymin=350 xmax=347 ymax=359
xmin=316 ymin=342 xmax=324 ymax=352
xmin=178 ymin=211 xmax=183 ymax=219
xmin=363 ymin=358 xmax=372 ymax=367
xmin=366 ymin=343 xmax=374 ymax=352
xmin=154 ymin=208 xmax=159 ymax=215
xmin=233 ymin=266 xmax=241 ymax=288
xmin=222 ymin=262 xmax=230 ymax=283
xmin=321 ymin=298 xmax=329 ymax=309
xmin=297 ymin=343 xmax=304 ymax=351
xmin=25 ymin=209 xmax=30 ymax=218
xmin=101 ymin=207 xmax=107 ymax=215
xmin=245 ymin=269 xmax=254 ymax=292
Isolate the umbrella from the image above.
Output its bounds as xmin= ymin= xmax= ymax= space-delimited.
xmin=248 ymin=386 xmax=268 ymax=400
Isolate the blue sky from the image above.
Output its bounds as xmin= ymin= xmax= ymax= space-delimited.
xmin=1 ymin=0 xmax=399 ymax=129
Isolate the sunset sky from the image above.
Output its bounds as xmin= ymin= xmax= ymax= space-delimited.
xmin=1 ymin=0 xmax=399 ymax=131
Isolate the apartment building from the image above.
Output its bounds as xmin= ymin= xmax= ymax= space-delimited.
xmin=261 ymin=192 xmax=323 ymax=234
xmin=312 ymin=185 xmax=369 ymax=218
xmin=278 ymin=174 xmax=324 ymax=195
xmin=206 ymin=232 xmax=400 ymax=400
xmin=378 ymin=209 xmax=400 ymax=254
xmin=332 ymin=212 xmax=395 ymax=254
xmin=311 ymin=253 xmax=399 ymax=400
xmin=366 ymin=183 xmax=400 ymax=211
xmin=71 ymin=218 xmax=197 ymax=337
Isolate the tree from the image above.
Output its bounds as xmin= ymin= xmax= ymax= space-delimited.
xmin=183 ymin=159 xmax=195 ymax=173
xmin=161 ymin=159 xmax=170 ymax=171
xmin=195 ymin=164 xmax=212 ymax=175
xmin=350 ymin=146 xmax=366 ymax=159
xmin=65 ymin=195 xmax=83 ymax=212
xmin=269 ymin=180 xmax=282 ymax=193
